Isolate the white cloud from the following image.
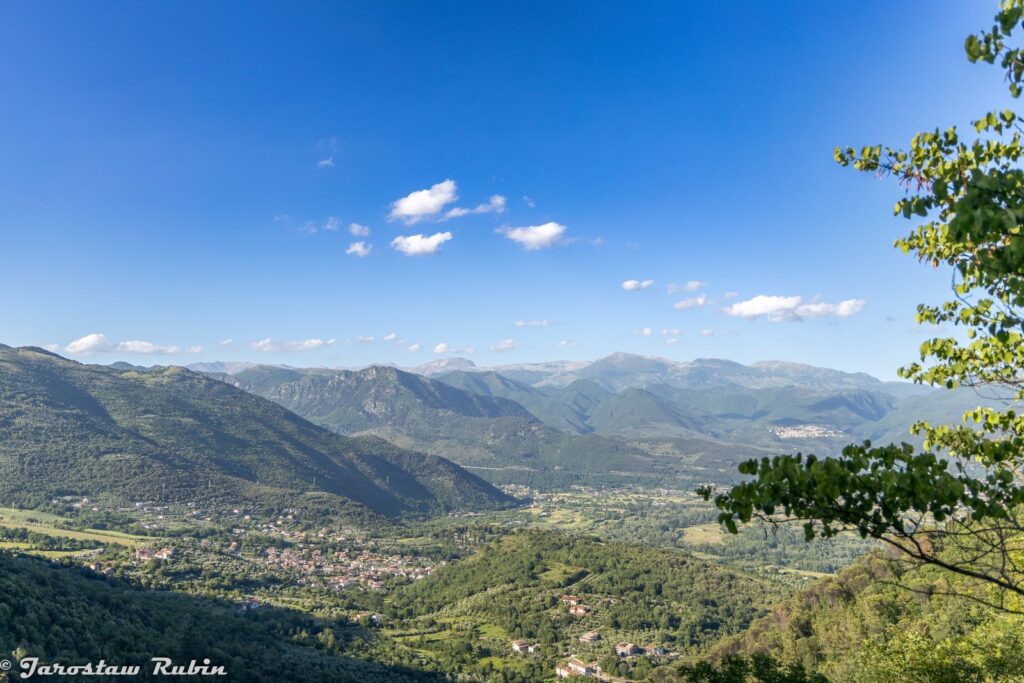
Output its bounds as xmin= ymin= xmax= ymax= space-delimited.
xmin=637 ymin=327 xmax=653 ymax=337
xmin=429 ymin=342 xmax=474 ymax=355
xmin=317 ymin=157 xmax=335 ymax=168
xmin=659 ymin=328 xmax=681 ymax=336
xmin=444 ymin=194 xmax=506 ymax=219
xmin=523 ymin=195 xmax=535 ymax=208
xmin=408 ymin=343 xmax=421 ymax=352
xmin=515 ymin=320 xmax=550 ymax=328
xmin=64 ymin=333 xmax=201 ymax=356
xmin=491 ymin=338 xmax=520 ymax=352
xmin=498 ymin=222 xmax=567 ymax=250
xmin=724 ymin=295 xmax=866 ymax=322
xmin=622 ymin=279 xmax=654 ymax=291
xmin=42 ymin=343 xmax=59 ymax=352
xmin=664 ymin=338 xmax=680 ymax=346
xmin=323 ymin=217 xmax=341 ymax=231
xmin=668 ymin=280 xmax=706 ymax=294
xmin=346 ymin=241 xmax=372 ymax=257
xmin=390 ymin=232 xmax=453 ymax=256
xmin=356 ymin=336 xmax=375 ymax=344
xmin=723 ymin=291 xmax=739 ymax=299
xmin=218 ymin=338 xmax=234 ymax=346
xmin=674 ymin=294 xmax=708 ymax=310
xmin=834 ymin=299 xmax=867 ymax=317
xmin=700 ymin=329 xmax=715 ymax=337
xmin=349 ymin=222 xmax=371 ymax=237
xmin=556 ymin=339 xmax=577 ymax=348
xmin=389 ymin=179 xmax=458 ymax=224
xmin=383 ymin=332 xmax=397 ymax=341
xmin=249 ymin=338 xmax=336 ymax=352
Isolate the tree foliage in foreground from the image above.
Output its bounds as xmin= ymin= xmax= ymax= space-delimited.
xmin=702 ymin=0 xmax=1024 ymax=603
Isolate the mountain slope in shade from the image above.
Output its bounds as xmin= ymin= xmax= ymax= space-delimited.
xmin=220 ymin=365 xmax=656 ymax=486
xmin=436 ymin=370 xmax=600 ymax=433
xmin=0 ymin=345 xmax=512 ymax=517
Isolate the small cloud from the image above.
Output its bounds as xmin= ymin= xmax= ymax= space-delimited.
xmin=674 ymin=294 xmax=708 ymax=310
xmin=723 ymin=291 xmax=739 ymax=299
xmin=515 ymin=320 xmax=550 ymax=328
xmin=218 ymin=339 xmax=234 ymax=346
xmin=444 ymin=195 xmax=506 ymax=220
xmin=664 ymin=338 xmax=680 ymax=346
xmin=383 ymin=332 xmax=398 ymax=341
xmin=349 ymin=223 xmax=371 ymax=237
xmin=42 ymin=343 xmax=60 ymax=352
xmin=556 ymin=340 xmax=577 ymax=348
xmin=408 ymin=343 xmax=421 ymax=352
xmin=323 ymin=217 xmax=341 ymax=231
xmin=389 ymin=179 xmax=458 ymax=224
xmin=622 ymin=279 xmax=654 ymax=291
xmin=356 ymin=336 xmax=375 ymax=344
xmin=432 ymin=342 xmax=450 ymax=354
xmin=659 ymin=328 xmax=681 ymax=336
xmin=700 ymin=329 xmax=715 ymax=337
xmin=317 ymin=157 xmax=335 ymax=168
xmin=522 ymin=195 xmax=535 ymax=208
xmin=668 ymin=280 xmax=706 ymax=294
xmin=64 ymin=333 xmax=201 ymax=356
xmin=491 ymin=338 xmax=520 ymax=352
xmin=725 ymin=295 xmax=866 ymax=322
xmin=636 ymin=327 xmax=653 ymax=337
xmin=249 ymin=338 xmax=336 ymax=352
xmin=299 ymin=222 xmax=318 ymax=235
xmin=346 ymin=241 xmax=372 ymax=257
xmin=391 ymin=232 xmax=453 ymax=256
xmin=498 ymin=222 xmax=567 ymax=250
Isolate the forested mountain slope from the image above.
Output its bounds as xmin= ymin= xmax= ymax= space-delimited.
xmin=0 ymin=552 xmax=442 ymax=682
xmin=0 ymin=345 xmax=511 ymax=517
xmin=219 ymin=365 xmax=656 ymax=487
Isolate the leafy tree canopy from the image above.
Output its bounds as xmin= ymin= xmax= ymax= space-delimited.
xmin=702 ymin=0 xmax=1024 ymax=603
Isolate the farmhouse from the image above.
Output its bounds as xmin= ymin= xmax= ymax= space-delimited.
xmin=510 ymin=640 xmax=538 ymax=654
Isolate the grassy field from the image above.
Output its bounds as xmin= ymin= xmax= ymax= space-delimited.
xmin=680 ymin=522 xmax=726 ymax=545
xmin=0 ymin=507 xmax=150 ymax=546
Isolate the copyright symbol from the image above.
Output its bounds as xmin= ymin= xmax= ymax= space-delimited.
xmin=0 ymin=659 xmax=11 ymax=671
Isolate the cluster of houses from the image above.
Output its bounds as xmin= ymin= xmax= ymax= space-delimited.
xmin=259 ymin=544 xmax=437 ymax=590
xmin=561 ymin=594 xmax=592 ymax=617
xmin=555 ymin=657 xmax=633 ymax=682
xmin=555 ymin=642 xmax=666 ymax=680
xmin=133 ymin=546 xmax=174 ymax=562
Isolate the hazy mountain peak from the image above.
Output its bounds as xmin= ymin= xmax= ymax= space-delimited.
xmin=411 ymin=357 xmax=477 ymax=376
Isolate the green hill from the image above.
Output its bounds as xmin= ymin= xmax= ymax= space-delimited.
xmin=0 ymin=551 xmax=441 ymax=682
xmin=397 ymin=529 xmax=778 ymax=651
xmin=0 ymin=345 xmax=512 ymax=517
xmin=220 ymin=365 xmax=657 ymax=488
xmin=712 ymin=552 xmax=1024 ymax=682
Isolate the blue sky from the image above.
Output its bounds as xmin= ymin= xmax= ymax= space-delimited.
xmin=0 ymin=2 xmax=1011 ymax=379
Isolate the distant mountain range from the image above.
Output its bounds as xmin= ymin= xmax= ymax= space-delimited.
xmin=0 ymin=345 xmax=512 ymax=517
xmin=192 ymin=352 xmax=993 ymax=488
xmin=214 ymin=365 xmax=657 ymax=488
